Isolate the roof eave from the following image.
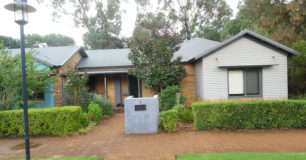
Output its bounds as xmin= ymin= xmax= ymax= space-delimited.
xmin=194 ymin=29 xmax=301 ymax=60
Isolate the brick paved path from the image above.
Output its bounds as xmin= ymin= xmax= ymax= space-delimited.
xmin=1 ymin=113 xmax=306 ymax=160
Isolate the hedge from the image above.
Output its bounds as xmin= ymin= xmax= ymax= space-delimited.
xmin=192 ymin=100 xmax=306 ymax=130
xmin=0 ymin=106 xmax=82 ymax=137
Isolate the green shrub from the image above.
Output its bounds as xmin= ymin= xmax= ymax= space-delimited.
xmin=79 ymin=121 xmax=97 ymax=135
xmin=92 ymin=94 xmax=114 ymax=116
xmin=178 ymin=108 xmax=193 ymax=123
xmin=88 ymin=102 xmax=102 ymax=123
xmin=160 ymin=110 xmax=178 ymax=131
xmin=192 ymin=100 xmax=306 ymax=130
xmin=80 ymin=112 xmax=90 ymax=127
xmin=159 ymin=86 xmax=186 ymax=111
xmin=0 ymin=106 xmax=82 ymax=137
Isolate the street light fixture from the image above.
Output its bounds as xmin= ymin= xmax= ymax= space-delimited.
xmin=4 ymin=1 xmax=36 ymax=160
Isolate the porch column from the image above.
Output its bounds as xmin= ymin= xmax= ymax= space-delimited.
xmin=137 ymin=78 xmax=141 ymax=98
xmin=104 ymin=75 xmax=108 ymax=98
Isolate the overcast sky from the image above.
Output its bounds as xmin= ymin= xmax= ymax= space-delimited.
xmin=0 ymin=0 xmax=240 ymax=46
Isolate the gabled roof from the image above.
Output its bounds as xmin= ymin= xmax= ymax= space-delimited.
xmin=173 ymin=37 xmax=220 ymax=62
xmin=76 ymin=48 xmax=132 ymax=69
xmin=8 ymin=46 xmax=87 ymax=67
xmin=194 ymin=29 xmax=301 ymax=60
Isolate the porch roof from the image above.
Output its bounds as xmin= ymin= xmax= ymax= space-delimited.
xmin=78 ymin=69 xmax=129 ymax=75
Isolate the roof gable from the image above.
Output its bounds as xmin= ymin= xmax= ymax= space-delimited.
xmin=8 ymin=46 xmax=87 ymax=67
xmin=194 ymin=29 xmax=300 ymax=60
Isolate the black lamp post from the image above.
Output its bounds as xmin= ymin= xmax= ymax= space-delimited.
xmin=4 ymin=1 xmax=36 ymax=160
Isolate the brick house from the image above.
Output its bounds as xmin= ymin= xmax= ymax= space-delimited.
xmin=9 ymin=30 xmax=300 ymax=107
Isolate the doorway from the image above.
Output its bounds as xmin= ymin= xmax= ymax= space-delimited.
xmin=128 ymin=76 xmax=142 ymax=98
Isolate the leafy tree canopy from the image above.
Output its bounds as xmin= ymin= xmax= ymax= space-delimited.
xmin=25 ymin=33 xmax=75 ymax=48
xmin=238 ymin=0 xmax=305 ymax=46
xmin=0 ymin=35 xmax=20 ymax=49
xmin=289 ymin=40 xmax=306 ymax=92
xmin=42 ymin=0 xmax=124 ymax=49
xmin=129 ymin=33 xmax=186 ymax=91
xmin=157 ymin=0 xmax=233 ymax=41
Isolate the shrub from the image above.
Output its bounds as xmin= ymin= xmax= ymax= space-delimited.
xmin=160 ymin=110 xmax=178 ymax=131
xmin=79 ymin=121 xmax=97 ymax=135
xmin=80 ymin=112 xmax=90 ymax=127
xmin=192 ymin=100 xmax=306 ymax=130
xmin=178 ymin=108 xmax=193 ymax=123
xmin=88 ymin=102 xmax=102 ymax=123
xmin=92 ymin=94 xmax=114 ymax=116
xmin=0 ymin=106 xmax=82 ymax=137
xmin=79 ymin=90 xmax=94 ymax=112
xmin=159 ymin=86 xmax=186 ymax=111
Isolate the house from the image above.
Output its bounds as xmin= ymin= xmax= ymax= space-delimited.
xmin=8 ymin=30 xmax=300 ymax=107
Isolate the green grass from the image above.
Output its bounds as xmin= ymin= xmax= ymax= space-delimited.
xmin=177 ymin=152 xmax=306 ymax=160
xmin=13 ymin=157 xmax=103 ymax=160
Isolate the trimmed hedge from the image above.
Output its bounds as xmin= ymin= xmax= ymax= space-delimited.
xmin=160 ymin=110 xmax=178 ymax=131
xmin=0 ymin=106 xmax=82 ymax=137
xmin=192 ymin=100 xmax=306 ymax=130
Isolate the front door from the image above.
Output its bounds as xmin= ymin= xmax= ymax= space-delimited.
xmin=114 ymin=75 xmax=122 ymax=106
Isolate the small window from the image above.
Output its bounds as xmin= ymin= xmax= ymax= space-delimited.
xmin=29 ymin=92 xmax=45 ymax=101
xmin=228 ymin=69 xmax=261 ymax=97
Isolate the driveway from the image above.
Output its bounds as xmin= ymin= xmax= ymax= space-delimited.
xmin=1 ymin=113 xmax=306 ymax=160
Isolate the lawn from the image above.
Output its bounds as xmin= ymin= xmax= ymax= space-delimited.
xmin=13 ymin=157 xmax=103 ymax=160
xmin=177 ymin=152 xmax=306 ymax=160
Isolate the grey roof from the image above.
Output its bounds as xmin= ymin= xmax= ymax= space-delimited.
xmin=8 ymin=46 xmax=87 ymax=67
xmin=194 ymin=29 xmax=301 ymax=60
xmin=174 ymin=37 xmax=220 ymax=62
xmin=76 ymin=48 xmax=132 ymax=69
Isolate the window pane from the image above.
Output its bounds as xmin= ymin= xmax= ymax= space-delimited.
xmin=246 ymin=70 xmax=259 ymax=95
xmin=228 ymin=70 xmax=244 ymax=95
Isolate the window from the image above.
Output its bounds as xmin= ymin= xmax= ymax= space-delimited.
xmin=228 ymin=69 xmax=261 ymax=97
xmin=29 ymin=92 xmax=45 ymax=101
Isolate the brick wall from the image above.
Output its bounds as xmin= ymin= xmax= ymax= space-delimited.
xmin=180 ymin=64 xmax=197 ymax=106
xmin=54 ymin=52 xmax=83 ymax=106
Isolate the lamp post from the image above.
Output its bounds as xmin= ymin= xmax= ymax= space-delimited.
xmin=4 ymin=1 xmax=36 ymax=160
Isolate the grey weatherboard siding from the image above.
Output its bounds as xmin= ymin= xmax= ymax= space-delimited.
xmin=195 ymin=37 xmax=288 ymax=100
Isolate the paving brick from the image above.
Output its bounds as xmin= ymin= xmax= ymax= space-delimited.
xmin=0 ymin=113 xmax=306 ymax=160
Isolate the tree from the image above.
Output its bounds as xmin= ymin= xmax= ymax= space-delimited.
xmin=44 ymin=34 xmax=75 ymax=46
xmin=44 ymin=0 xmax=124 ymax=49
xmin=0 ymin=35 xmax=20 ymax=49
xmin=0 ymin=43 xmax=57 ymax=110
xmin=289 ymin=40 xmax=306 ymax=93
xmin=220 ymin=14 xmax=255 ymax=41
xmin=25 ymin=34 xmax=75 ymax=48
xmin=238 ymin=0 xmax=306 ymax=46
xmin=63 ymin=69 xmax=92 ymax=112
xmin=158 ymin=0 xmax=232 ymax=40
xmin=129 ymin=34 xmax=186 ymax=91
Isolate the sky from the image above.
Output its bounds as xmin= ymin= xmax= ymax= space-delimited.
xmin=0 ymin=0 xmax=240 ymax=46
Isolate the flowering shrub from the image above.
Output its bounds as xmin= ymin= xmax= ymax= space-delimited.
xmin=0 ymin=43 xmax=56 ymax=110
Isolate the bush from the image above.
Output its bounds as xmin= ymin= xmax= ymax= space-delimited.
xmin=192 ymin=100 xmax=306 ymax=130
xmin=92 ymin=94 xmax=114 ymax=116
xmin=173 ymin=104 xmax=193 ymax=123
xmin=0 ymin=106 xmax=82 ymax=137
xmin=159 ymin=86 xmax=186 ymax=111
xmin=160 ymin=110 xmax=178 ymax=131
xmin=79 ymin=90 xmax=94 ymax=112
xmin=88 ymin=102 xmax=102 ymax=123
xmin=178 ymin=108 xmax=193 ymax=123
xmin=79 ymin=121 xmax=97 ymax=135
xmin=80 ymin=112 xmax=90 ymax=127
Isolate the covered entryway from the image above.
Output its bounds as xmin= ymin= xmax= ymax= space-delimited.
xmin=85 ymin=70 xmax=142 ymax=107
